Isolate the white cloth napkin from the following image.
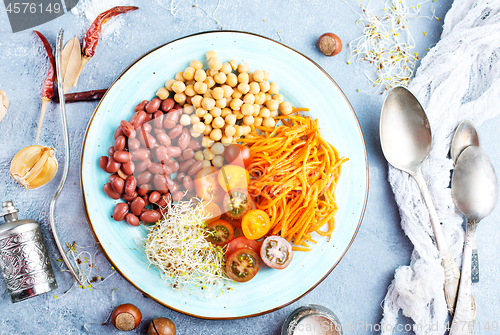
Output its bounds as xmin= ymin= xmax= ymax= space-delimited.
xmin=380 ymin=0 xmax=500 ymax=334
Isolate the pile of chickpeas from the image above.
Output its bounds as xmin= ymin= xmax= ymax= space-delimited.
xmin=154 ymin=50 xmax=294 ymax=168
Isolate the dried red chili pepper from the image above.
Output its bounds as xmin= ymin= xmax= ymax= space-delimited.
xmin=75 ymin=6 xmax=138 ymax=85
xmin=34 ymin=30 xmax=56 ymax=142
xmin=52 ymin=88 xmax=107 ymax=103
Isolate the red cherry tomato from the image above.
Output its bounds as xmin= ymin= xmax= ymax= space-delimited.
xmin=226 ymin=236 xmax=261 ymax=259
xmin=223 ymin=188 xmax=252 ymax=220
xmin=225 ymin=248 xmax=260 ymax=282
xmin=194 ymin=166 xmax=225 ymax=202
xmin=205 ymin=219 xmax=234 ymax=246
xmin=224 ymin=144 xmax=252 ymax=169
xmin=260 ymin=236 xmax=293 ymax=270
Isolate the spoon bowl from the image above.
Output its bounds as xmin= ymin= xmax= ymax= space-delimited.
xmin=451 ymin=120 xmax=480 ymax=165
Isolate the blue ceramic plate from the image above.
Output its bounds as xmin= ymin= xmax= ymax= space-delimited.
xmin=81 ymin=31 xmax=368 ymax=319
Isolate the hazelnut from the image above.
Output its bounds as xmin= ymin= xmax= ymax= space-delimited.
xmin=147 ymin=317 xmax=177 ymax=335
xmin=317 ymin=33 xmax=342 ymax=57
xmin=111 ymin=303 xmax=142 ymax=331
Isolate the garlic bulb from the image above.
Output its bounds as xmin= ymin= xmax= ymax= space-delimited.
xmin=10 ymin=145 xmax=58 ymax=189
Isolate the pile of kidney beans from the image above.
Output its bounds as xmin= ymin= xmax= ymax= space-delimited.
xmin=98 ymin=97 xmax=203 ymax=226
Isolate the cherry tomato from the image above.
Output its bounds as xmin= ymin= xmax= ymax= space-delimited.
xmin=224 ymin=144 xmax=252 ymax=168
xmin=223 ymin=188 xmax=252 ymax=220
xmin=226 ymin=236 xmax=261 ymax=259
xmin=241 ymin=209 xmax=272 ymax=240
xmin=225 ymin=248 xmax=260 ymax=282
xmin=218 ymin=165 xmax=249 ymax=192
xmin=195 ymin=166 xmax=225 ymax=202
xmin=202 ymin=201 xmax=221 ymax=224
xmin=206 ymin=219 xmax=234 ymax=246
xmin=260 ymin=236 xmax=293 ymax=269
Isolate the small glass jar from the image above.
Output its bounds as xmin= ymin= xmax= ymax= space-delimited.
xmin=281 ymin=304 xmax=343 ymax=335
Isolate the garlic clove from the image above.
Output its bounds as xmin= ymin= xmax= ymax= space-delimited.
xmin=10 ymin=145 xmax=58 ymax=189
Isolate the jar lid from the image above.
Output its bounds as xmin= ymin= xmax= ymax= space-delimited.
xmin=0 ymin=201 xmax=38 ymax=239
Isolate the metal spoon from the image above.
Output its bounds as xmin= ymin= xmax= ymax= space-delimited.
xmin=450 ymin=146 xmax=498 ymax=334
xmin=380 ymin=86 xmax=460 ymax=314
xmin=451 ymin=120 xmax=480 ymax=283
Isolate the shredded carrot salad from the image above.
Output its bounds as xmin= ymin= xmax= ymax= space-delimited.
xmin=238 ymin=109 xmax=348 ymax=251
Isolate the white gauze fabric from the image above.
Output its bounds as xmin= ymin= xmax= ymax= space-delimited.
xmin=380 ymin=0 xmax=500 ymax=334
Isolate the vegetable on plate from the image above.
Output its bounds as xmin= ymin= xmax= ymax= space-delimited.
xmin=222 ymin=188 xmax=252 ymax=219
xmin=241 ymin=209 xmax=272 ymax=240
xmin=260 ymin=236 xmax=293 ymax=270
xmin=225 ymin=248 xmax=260 ymax=283
xmin=205 ymin=219 xmax=234 ymax=246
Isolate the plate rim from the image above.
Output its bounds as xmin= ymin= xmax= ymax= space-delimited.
xmin=80 ymin=30 xmax=369 ymax=320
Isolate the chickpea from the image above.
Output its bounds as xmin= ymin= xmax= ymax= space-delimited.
xmin=253 ymin=70 xmax=264 ymax=82
xmin=221 ymin=108 xmax=232 ymax=118
xmin=209 ymin=57 xmax=222 ymax=70
xmin=185 ymin=80 xmax=195 ymax=86
xmin=242 ymin=125 xmax=252 ymax=135
xmin=226 ymin=73 xmax=238 ymax=88
xmin=193 ymin=122 xmax=206 ymax=134
xmin=274 ymin=93 xmax=285 ymax=104
xmin=204 ymin=113 xmax=213 ymax=125
xmin=180 ymin=114 xmax=191 ymax=126
xmin=172 ymin=81 xmax=186 ymax=94
xmin=184 ymin=104 xmax=195 ymax=114
xmin=203 ymin=123 xmax=212 ymax=136
xmin=255 ymin=92 xmax=266 ymax=104
xmin=266 ymin=99 xmax=279 ymax=111
xmin=212 ymin=155 xmax=225 ymax=167
xmin=183 ymin=67 xmax=195 ymax=81
xmin=210 ymin=128 xmax=223 ymax=141
xmin=235 ymin=125 xmax=245 ymax=137
xmin=249 ymin=82 xmax=260 ymax=95
xmin=203 ymin=148 xmax=214 ymax=160
xmin=248 ymin=72 xmax=254 ymax=83
xmin=175 ymin=71 xmax=185 ymax=82
xmin=243 ymin=93 xmax=255 ymax=105
xmin=254 ymin=116 xmax=263 ymax=127
xmin=191 ymin=95 xmax=203 ymax=108
xmin=190 ymin=59 xmax=203 ymax=70
xmin=210 ymin=107 xmax=222 ymax=118
xmin=190 ymin=130 xmax=202 ymax=138
xmin=201 ymin=97 xmax=216 ymax=110
xmin=194 ymin=150 xmax=204 ymax=161
xmin=165 ymin=79 xmax=176 ymax=91
xmin=220 ymin=62 xmax=232 ymax=74
xmin=203 ymin=90 xmax=213 ymax=99
xmin=235 ymin=111 xmax=244 ymax=119
xmin=269 ymin=82 xmax=280 ymax=95
xmin=231 ymin=91 xmax=243 ymax=99
xmin=202 ymin=160 xmax=212 ymax=169
xmin=228 ymin=59 xmax=238 ymax=70
xmin=280 ymin=101 xmax=293 ymax=115
xmin=229 ymin=98 xmax=243 ymax=110
xmin=225 ymin=113 xmax=237 ymax=126
xmin=185 ymin=85 xmax=196 ymax=97
xmin=225 ymin=124 xmax=236 ymax=137
xmin=238 ymin=62 xmax=250 ymax=73
xmin=206 ymin=50 xmax=218 ymax=60
xmin=196 ymin=108 xmax=207 ymax=118
xmin=241 ymin=103 xmax=254 ymax=116
xmin=214 ymin=72 xmax=227 ymax=85
xmin=216 ymin=98 xmax=227 ymax=108
xmin=221 ymin=85 xmax=234 ymax=98
xmin=156 ymin=87 xmax=169 ymax=100
xmin=211 ymin=87 xmax=224 ymax=100
xmin=252 ymin=104 xmax=261 ymax=116
xmin=212 ymin=116 xmax=225 ymax=129
xmin=194 ymin=69 xmax=207 ymax=82
xmin=211 ymin=142 xmax=225 ymax=155
xmin=263 ymin=70 xmax=271 ymax=80
xmin=259 ymin=107 xmax=271 ymax=118
xmin=204 ymin=76 xmax=216 ymax=88
xmin=221 ymin=135 xmax=234 ymax=146
xmin=238 ymin=72 xmax=249 ymax=83
xmin=243 ymin=115 xmax=254 ymax=126
xmin=190 ymin=114 xmax=201 ymax=124
xmin=237 ymin=83 xmax=250 ymax=94
xmin=174 ymin=93 xmax=186 ymax=104
xmin=270 ymin=110 xmax=279 ymax=118
xmin=265 ymin=93 xmax=273 ymax=101
xmin=263 ymin=117 xmax=276 ymax=128
xmin=202 ymin=135 xmax=214 ymax=148
xmin=259 ymin=81 xmax=270 ymax=93
xmin=206 ymin=68 xmax=218 ymax=77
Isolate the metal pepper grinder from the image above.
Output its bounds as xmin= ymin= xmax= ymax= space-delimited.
xmin=0 ymin=201 xmax=57 ymax=302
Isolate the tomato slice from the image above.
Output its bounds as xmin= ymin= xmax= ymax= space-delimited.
xmin=225 ymin=236 xmax=261 ymax=259
xmin=195 ymin=166 xmax=225 ymax=202
xmin=260 ymin=236 xmax=293 ymax=270
xmin=241 ymin=209 xmax=272 ymax=240
xmin=205 ymin=220 xmax=234 ymax=246
xmin=225 ymin=248 xmax=260 ymax=282
xmin=223 ymin=188 xmax=252 ymax=220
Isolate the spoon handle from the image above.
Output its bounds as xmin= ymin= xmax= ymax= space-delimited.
xmin=449 ymin=220 xmax=477 ymax=335
xmin=413 ymin=169 xmax=461 ymax=314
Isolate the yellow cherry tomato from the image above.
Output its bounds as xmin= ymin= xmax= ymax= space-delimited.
xmin=218 ymin=164 xmax=250 ymax=192
xmin=241 ymin=209 xmax=272 ymax=240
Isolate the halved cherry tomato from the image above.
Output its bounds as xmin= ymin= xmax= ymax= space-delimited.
xmin=225 ymin=248 xmax=260 ymax=282
xmin=218 ymin=165 xmax=249 ymax=192
xmin=224 ymin=144 xmax=253 ymax=169
xmin=225 ymin=236 xmax=261 ymax=259
xmin=241 ymin=209 xmax=272 ymax=240
xmin=205 ymin=219 xmax=234 ymax=246
xmin=260 ymin=236 xmax=293 ymax=270
xmin=202 ymin=201 xmax=221 ymax=224
xmin=195 ymin=166 xmax=225 ymax=202
xmin=223 ymin=188 xmax=252 ymax=220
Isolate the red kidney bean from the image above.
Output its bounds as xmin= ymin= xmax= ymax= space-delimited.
xmin=104 ymin=183 xmax=121 ymax=199
xmin=120 ymin=120 xmax=136 ymax=138
xmin=113 ymin=203 xmax=129 ymax=221
xmin=172 ymin=191 xmax=185 ymax=202
xmin=99 ymin=156 xmax=109 ymax=172
xmin=166 ymin=146 xmax=181 ymax=158
xmin=181 ymin=148 xmax=195 ymax=161
xmin=124 ymin=176 xmax=137 ymax=196
xmin=138 ymin=129 xmax=156 ymax=149
xmin=168 ymin=125 xmax=183 ymax=139
xmin=161 ymin=98 xmax=175 ymax=112
xmin=163 ymin=110 xmax=180 ymax=128
xmin=137 ymin=171 xmax=153 ymax=185
xmin=183 ymin=176 xmax=194 ymax=191
xmin=131 ymin=111 xmax=147 ymax=129
xmin=113 ymin=150 xmax=132 ymax=163
xmin=184 ymin=190 xmax=196 ymax=199
xmin=125 ymin=213 xmax=140 ymax=226
xmin=187 ymin=138 xmax=203 ymax=151
xmin=176 ymin=172 xmax=186 ymax=182
xmin=121 ymin=192 xmax=137 ymax=202
xmin=130 ymin=197 xmax=146 ymax=216
xmin=153 ymin=128 xmax=165 ymax=135
xmin=108 ymin=146 xmax=115 ymax=156
xmin=135 ymin=100 xmax=148 ymax=112
xmin=128 ymin=138 xmax=141 ymax=151
xmin=179 ymin=158 xmax=196 ymax=173
xmin=114 ymin=126 xmax=125 ymax=140
xmin=153 ymin=111 xmax=164 ymax=129
xmin=121 ymin=161 xmax=135 ymax=175
xmin=117 ymin=169 xmax=129 ymax=180
xmin=106 ymin=156 xmax=121 ymax=173
xmin=146 ymin=97 xmax=162 ymax=114
xmin=140 ymin=210 xmax=161 ymax=223
xmin=135 ymin=158 xmax=151 ymax=174
xmin=187 ymin=160 xmax=204 ymax=176
xmin=142 ymin=195 xmax=150 ymax=207
xmin=157 ymin=194 xmax=171 ymax=207
xmin=148 ymin=163 xmax=173 ymax=175
xmin=137 ymin=183 xmax=152 ymax=196
xmin=114 ymin=136 xmax=126 ymax=151
xmin=163 ymin=119 xmax=176 ymax=129
xmin=155 ymin=146 xmax=170 ymax=163
xmin=145 ymin=113 xmax=153 ymax=122
xmin=149 ymin=191 xmax=161 ymax=204
xmin=177 ymin=129 xmax=191 ymax=150
xmin=141 ymin=122 xmax=152 ymax=133
xmin=167 ymin=160 xmax=179 ymax=173
xmin=131 ymin=148 xmax=150 ymax=161
xmin=111 ymin=177 xmax=125 ymax=194
xmin=109 ymin=174 xmax=121 ymax=182
xmin=153 ymin=174 xmax=169 ymax=193
xmin=156 ymin=132 xmax=171 ymax=147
